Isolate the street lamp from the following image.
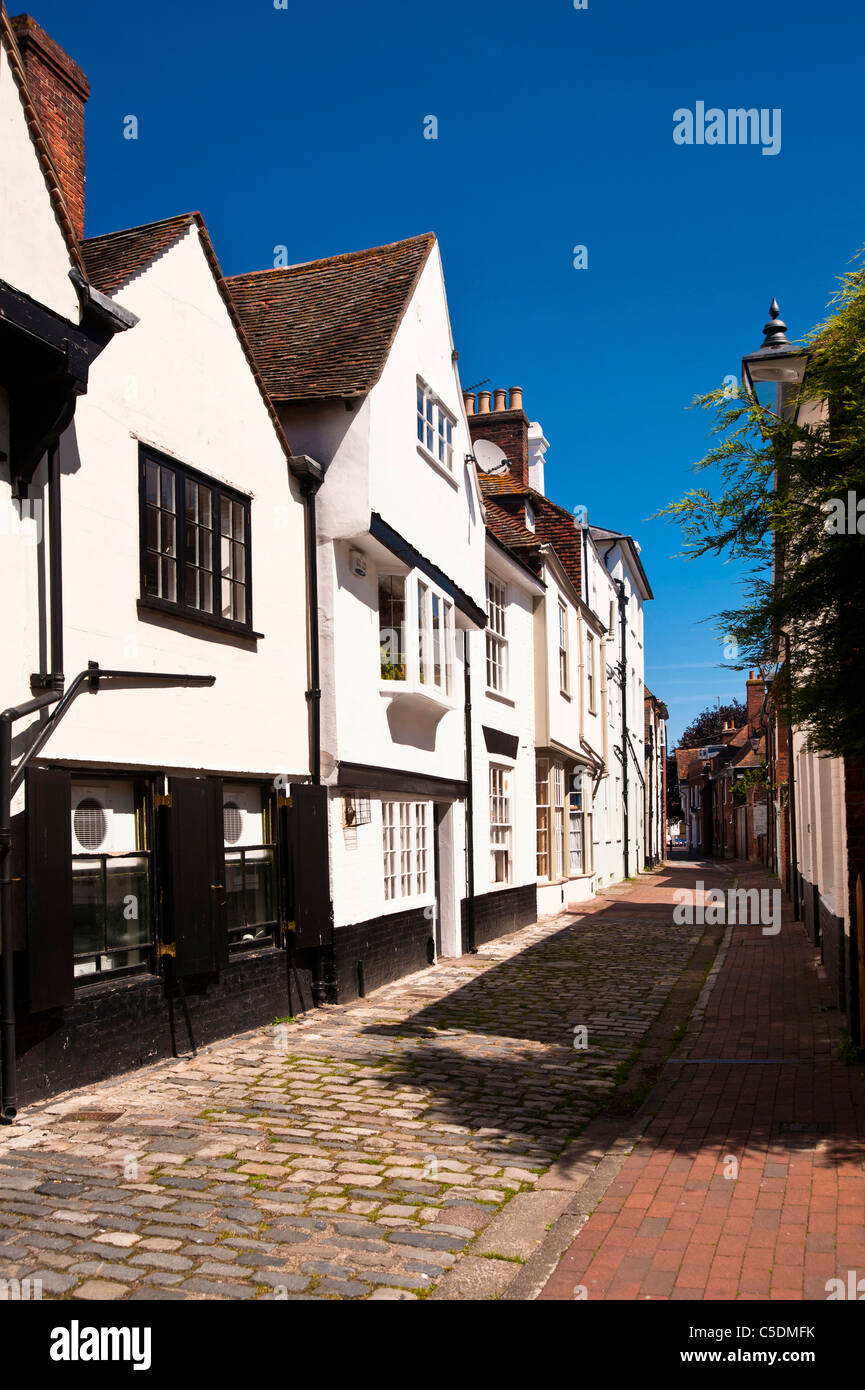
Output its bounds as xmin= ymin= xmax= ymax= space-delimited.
xmin=741 ymin=300 xmax=807 ymax=409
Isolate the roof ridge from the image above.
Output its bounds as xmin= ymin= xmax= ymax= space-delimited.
xmin=82 ymin=211 xmax=200 ymax=247
xmin=225 ymin=231 xmax=436 ymax=283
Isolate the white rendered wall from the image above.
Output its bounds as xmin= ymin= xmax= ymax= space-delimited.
xmin=0 ymin=42 xmax=80 ymax=322
xmin=36 ymin=225 xmax=309 ymax=778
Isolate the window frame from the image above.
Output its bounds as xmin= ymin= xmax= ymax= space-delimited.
xmin=71 ymin=775 xmax=156 ymax=984
xmin=558 ymin=600 xmax=570 ymax=695
xmin=381 ymin=798 xmax=433 ymax=905
xmin=485 ymin=573 xmax=508 ymax=694
xmin=222 ymin=782 xmax=279 ymax=953
xmin=536 ymin=757 xmax=550 ymax=881
xmin=489 ymin=764 xmax=512 ymax=885
xmin=586 ymin=631 xmax=597 ymax=714
xmin=138 ymin=444 xmax=256 ymax=637
xmin=416 ymin=379 xmax=456 ymax=476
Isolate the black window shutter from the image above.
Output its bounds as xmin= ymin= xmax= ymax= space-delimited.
xmin=277 ymin=795 xmax=294 ymax=938
xmin=289 ymin=783 xmax=331 ymax=949
xmin=163 ymin=776 xmax=227 ymax=976
xmin=26 ymin=766 xmax=73 ymax=1012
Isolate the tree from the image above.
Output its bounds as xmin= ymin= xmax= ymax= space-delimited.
xmin=677 ymin=699 xmax=747 ymax=750
xmin=656 ymin=255 xmax=865 ymax=761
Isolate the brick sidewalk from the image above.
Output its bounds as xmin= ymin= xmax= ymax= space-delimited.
xmin=538 ymin=862 xmax=865 ymax=1301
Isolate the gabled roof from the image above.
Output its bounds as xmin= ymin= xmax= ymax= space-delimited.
xmin=675 ymin=747 xmax=702 ymax=779
xmin=588 ymin=524 xmax=654 ymax=600
xmin=82 ymin=212 xmax=292 ymax=457
xmin=82 ymin=213 xmax=198 ymax=293
xmin=225 ymin=233 xmax=436 ymax=402
xmin=0 ymin=6 xmax=85 ymax=277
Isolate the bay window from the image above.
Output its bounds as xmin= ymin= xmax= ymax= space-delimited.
xmin=569 ymin=783 xmax=593 ymax=876
xmin=536 ymin=757 xmax=550 ymax=880
xmin=378 ymin=568 xmax=455 ymax=699
xmin=379 ymin=574 xmax=407 ymax=680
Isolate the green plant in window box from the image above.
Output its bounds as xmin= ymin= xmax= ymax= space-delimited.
xmin=380 ymin=653 xmax=406 ymax=681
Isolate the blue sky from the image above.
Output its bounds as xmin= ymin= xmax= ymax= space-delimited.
xmin=31 ymin=0 xmax=865 ymax=742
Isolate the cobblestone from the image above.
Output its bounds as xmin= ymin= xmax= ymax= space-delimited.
xmin=0 ymin=871 xmax=710 ymax=1299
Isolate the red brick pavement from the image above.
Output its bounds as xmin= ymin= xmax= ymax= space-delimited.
xmin=539 ymin=860 xmax=865 ymax=1301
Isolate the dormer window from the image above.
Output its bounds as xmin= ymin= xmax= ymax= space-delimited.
xmin=525 ymin=503 xmax=536 ymax=533
xmin=416 ymin=380 xmax=454 ymax=473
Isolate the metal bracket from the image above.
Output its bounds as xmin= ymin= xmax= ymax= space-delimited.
xmin=154 ymin=792 xmax=172 ymax=808
xmin=158 ymin=943 xmax=176 ymax=958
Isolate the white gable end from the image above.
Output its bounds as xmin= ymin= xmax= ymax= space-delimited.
xmin=0 ymin=42 xmax=79 ymax=320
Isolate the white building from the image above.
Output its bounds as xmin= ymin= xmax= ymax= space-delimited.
xmin=468 ymin=390 xmax=656 ymax=910
xmin=0 ymin=13 xmax=309 ymax=1111
xmin=229 ymin=234 xmax=492 ymax=1000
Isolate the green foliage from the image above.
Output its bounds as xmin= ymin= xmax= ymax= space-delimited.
xmin=678 ymin=699 xmax=747 ymax=749
xmin=656 ymin=253 xmax=865 ymax=760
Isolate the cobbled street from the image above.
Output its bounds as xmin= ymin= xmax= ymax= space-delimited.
xmin=0 ymin=864 xmax=729 ymax=1301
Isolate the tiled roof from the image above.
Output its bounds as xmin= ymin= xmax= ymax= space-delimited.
xmin=675 ymin=747 xmax=702 ymax=779
xmin=82 ymin=212 xmax=291 ymax=457
xmin=225 ymin=233 xmax=436 ymax=401
xmin=82 ymin=213 xmax=197 ymax=293
xmin=479 ymin=473 xmax=583 ymax=595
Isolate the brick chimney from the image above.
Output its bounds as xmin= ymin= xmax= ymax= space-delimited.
xmin=467 ymin=386 xmax=530 ymax=488
xmin=746 ymin=670 xmax=765 ymax=734
xmin=11 ymin=14 xmax=89 ymax=240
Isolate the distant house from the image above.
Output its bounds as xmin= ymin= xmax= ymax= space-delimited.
xmin=466 ymin=387 xmax=657 ymax=906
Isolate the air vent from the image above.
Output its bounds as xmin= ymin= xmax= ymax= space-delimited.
xmin=73 ymin=798 xmax=107 ymax=851
xmin=223 ymin=801 xmax=243 ymax=845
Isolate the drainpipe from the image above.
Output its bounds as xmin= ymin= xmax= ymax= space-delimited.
xmin=287 ymin=455 xmax=329 ymax=999
xmin=616 ymin=578 xmax=629 ymax=879
xmin=464 ymin=630 xmax=477 ymax=953
xmin=288 ymin=456 xmax=325 ymax=785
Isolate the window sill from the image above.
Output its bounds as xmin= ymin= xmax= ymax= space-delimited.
xmin=379 ymin=681 xmax=456 ymax=715
xmin=138 ymin=595 xmax=263 ymax=640
xmin=485 ymin=688 xmax=515 ymax=707
xmin=416 ymin=442 xmax=459 ymax=490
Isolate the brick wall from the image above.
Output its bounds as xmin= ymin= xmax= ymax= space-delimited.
xmin=331 ymin=908 xmax=433 ymax=1003
xmin=461 ymin=882 xmax=537 ymax=951
xmin=14 ymin=947 xmax=290 ymax=1106
xmin=11 ymin=14 xmax=89 ymax=240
